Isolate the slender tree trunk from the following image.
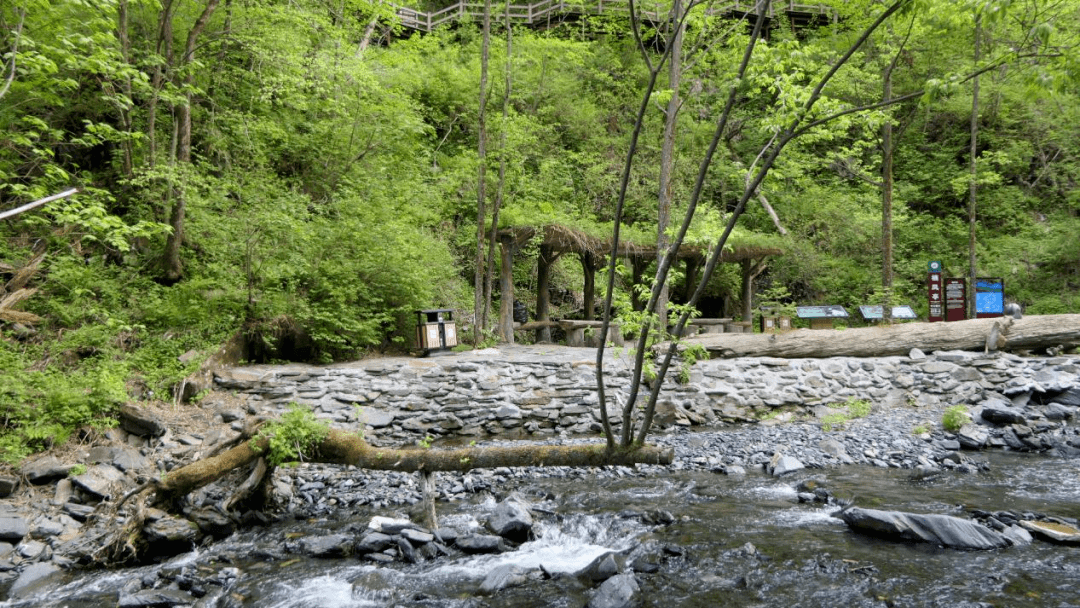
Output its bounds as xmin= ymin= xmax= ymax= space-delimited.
xmin=162 ymin=0 xmax=220 ymax=282
xmin=148 ymin=0 xmax=176 ymax=169
xmin=483 ymin=3 xmax=512 ymax=335
xmin=473 ymin=0 xmax=491 ymax=344
xmin=656 ymin=0 xmax=684 ymax=333
xmin=882 ymin=45 xmax=895 ymax=324
xmin=116 ymin=0 xmax=134 ymax=178
xmin=498 ymin=237 xmax=515 ymax=342
xmin=968 ymin=14 xmax=981 ymax=320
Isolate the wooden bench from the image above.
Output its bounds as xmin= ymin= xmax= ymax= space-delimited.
xmin=558 ymin=320 xmax=624 ymax=348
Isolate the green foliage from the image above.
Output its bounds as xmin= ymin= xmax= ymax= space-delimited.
xmin=942 ymin=405 xmax=971 ymax=432
xmin=68 ymin=463 xmax=87 ymax=477
xmin=251 ymin=405 xmax=329 ymax=466
xmin=820 ymin=397 xmax=873 ymax=432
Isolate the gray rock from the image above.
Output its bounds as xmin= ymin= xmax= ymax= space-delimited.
xmin=0 ymin=475 xmax=18 ymax=497
xmin=1003 ymin=525 xmax=1033 ymax=546
xmin=118 ymin=589 xmax=196 ymax=607
xmin=0 ymin=516 xmax=29 ymax=543
xmin=768 ymin=454 xmax=804 ymax=476
xmin=367 ymin=516 xmax=415 ymax=534
xmin=1049 ymin=387 xmax=1080 ymax=407
xmin=488 ymin=497 xmax=533 ymax=543
xmin=397 ymin=536 xmax=421 ymax=563
xmin=360 ymin=409 xmax=394 ymax=428
xmin=479 ymin=564 xmax=532 ymax=594
xmin=818 ymin=438 xmax=848 ymax=458
xmin=908 ymin=348 xmax=926 ymax=361
xmin=143 ymin=515 xmax=200 ymax=544
xmin=8 ymin=562 xmax=62 ymax=599
xmin=981 ymin=405 xmax=1026 ymax=425
xmin=299 ymin=533 xmax=354 ymax=558
xmin=119 ymin=404 xmax=166 ymax=437
xmin=956 ymin=423 xmax=989 ymax=450
xmin=21 ymin=456 xmax=73 ymax=484
xmin=588 ymin=572 xmax=641 ymax=608
xmin=455 ymin=533 xmax=509 ymax=554
xmin=577 ymin=551 xmax=627 ymax=583
xmin=356 ymin=532 xmax=394 ymax=554
xmin=71 ymin=464 xmax=128 ymax=501
xmin=839 ymin=507 xmax=1011 ymax=550
xmin=400 ymin=528 xmax=434 ymax=544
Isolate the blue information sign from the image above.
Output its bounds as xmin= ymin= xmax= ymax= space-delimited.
xmin=975 ymin=278 xmax=1004 ymax=316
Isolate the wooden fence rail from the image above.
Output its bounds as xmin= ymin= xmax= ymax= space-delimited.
xmin=391 ymin=0 xmax=835 ymax=32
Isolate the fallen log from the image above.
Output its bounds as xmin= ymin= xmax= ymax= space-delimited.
xmin=667 ymin=315 xmax=1080 ymax=359
xmin=91 ymin=428 xmax=672 ymax=565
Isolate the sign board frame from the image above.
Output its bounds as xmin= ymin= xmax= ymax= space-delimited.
xmin=944 ymin=277 xmax=967 ymax=322
xmin=974 ymin=277 xmax=1004 ymax=319
xmin=858 ymin=305 xmax=918 ymax=320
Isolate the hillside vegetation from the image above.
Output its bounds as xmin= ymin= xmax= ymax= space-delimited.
xmin=1 ymin=0 xmax=1078 ymax=461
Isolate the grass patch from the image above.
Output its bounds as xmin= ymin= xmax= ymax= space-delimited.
xmin=820 ymin=397 xmax=873 ymax=432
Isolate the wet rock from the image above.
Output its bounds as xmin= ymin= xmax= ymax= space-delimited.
xmin=1003 ymin=525 xmax=1033 ymax=546
xmin=0 ymin=516 xmax=28 ymax=543
xmin=21 ymin=456 xmax=73 ymax=484
xmin=479 ymin=564 xmax=532 ymax=593
xmin=577 ymin=551 xmax=628 ymax=583
xmin=367 ymin=516 xmax=415 ymax=534
xmin=455 ymin=533 xmax=509 ymax=554
xmin=355 ymin=532 xmax=394 ymax=553
xmin=768 ymin=454 xmax=804 ymax=476
xmin=299 ymin=533 xmax=354 ymax=558
xmin=118 ymin=589 xmax=196 ymax=607
xmin=839 ymin=507 xmax=1011 ymax=550
xmin=1019 ymin=520 xmax=1080 ymax=545
xmin=187 ymin=507 xmax=235 ymax=538
xmin=488 ymin=496 xmax=533 ymax=543
xmin=587 ymin=572 xmax=641 ymax=608
xmin=401 ymin=528 xmax=434 ymax=544
xmin=397 ymin=537 xmax=421 ymax=563
xmin=144 ymin=515 xmax=201 ymax=544
xmin=119 ymin=404 xmax=167 ymax=437
xmin=8 ymin=562 xmax=62 ymax=600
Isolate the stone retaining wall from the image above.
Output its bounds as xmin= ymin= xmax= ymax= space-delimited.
xmin=212 ymin=347 xmax=1080 ymax=444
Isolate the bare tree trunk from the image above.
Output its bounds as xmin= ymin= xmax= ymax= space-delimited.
xmin=882 ymin=41 xmax=895 ymax=324
xmin=498 ymin=237 xmax=515 ymax=342
xmin=116 ymin=0 xmax=134 ymax=178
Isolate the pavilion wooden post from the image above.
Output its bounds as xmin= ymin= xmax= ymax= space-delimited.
xmin=682 ymin=256 xmax=700 ymax=303
xmin=740 ymin=258 xmax=753 ymax=323
xmin=581 ymin=251 xmax=596 ymax=321
xmin=536 ymin=243 xmax=554 ymax=342
xmin=498 ymin=235 xmax=516 ymax=343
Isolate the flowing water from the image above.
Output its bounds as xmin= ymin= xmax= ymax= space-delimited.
xmin=8 ymin=451 xmax=1080 ymax=608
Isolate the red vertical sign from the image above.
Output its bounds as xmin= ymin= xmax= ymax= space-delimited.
xmin=945 ymin=278 xmax=967 ymax=322
xmin=927 ymin=261 xmax=943 ymax=322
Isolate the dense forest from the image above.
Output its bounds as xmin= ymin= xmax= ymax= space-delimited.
xmin=1 ymin=0 xmax=1078 ymax=461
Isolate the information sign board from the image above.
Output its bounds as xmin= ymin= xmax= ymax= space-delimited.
xmin=945 ymin=277 xmax=967 ymax=322
xmin=795 ymin=305 xmax=849 ymax=319
xmin=858 ymin=305 xmax=918 ymax=320
xmin=974 ymin=277 xmax=1004 ymax=319
xmin=928 ymin=270 xmax=943 ymax=323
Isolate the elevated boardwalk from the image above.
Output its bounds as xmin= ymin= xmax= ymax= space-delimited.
xmin=394 ymin=0 xmax=836 ymax=33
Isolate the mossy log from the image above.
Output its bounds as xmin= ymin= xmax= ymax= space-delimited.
xmin=672 ymin=315 xmax=1080 ymax=359
xmin=155 ymin=430 xmax=672 ymax=500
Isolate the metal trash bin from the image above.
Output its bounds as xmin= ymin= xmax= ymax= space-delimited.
xmin=416 ymin=309 xmax=457 ymax=354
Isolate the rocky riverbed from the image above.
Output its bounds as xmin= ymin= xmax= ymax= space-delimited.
xmin=1 ymin=347 xmax=1079 ymax=605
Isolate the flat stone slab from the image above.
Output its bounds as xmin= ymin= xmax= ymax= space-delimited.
xmin=1019 ymin=520 xmax=1080 ymax=545
xmin=840 ymin=507 xmax=1012 ymax=550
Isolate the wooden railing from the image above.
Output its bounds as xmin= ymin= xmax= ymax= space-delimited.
xmin=393 ymin=0 xmax=836 ymax=32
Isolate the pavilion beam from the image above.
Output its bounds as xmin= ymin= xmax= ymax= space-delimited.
xmin=682 ymin=257 xmax=700 ymax=304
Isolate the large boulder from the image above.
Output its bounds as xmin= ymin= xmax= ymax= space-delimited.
xmin=488 ymin=497 xmax=533 ymax=543
xmin=839 ymin=507 xmax=1012 ymax=550
xmin=0 ymin=516 xmax=28 ymax=543
xmin=119 ymin=404 xmax=166 ymax=437
xmin=980 ymin=404 xmax=1026 ymax=425
xmin=956 ymin=423 xmax=989 ymax=450
xmin=588 ymin=573 xmax=642 ymax=608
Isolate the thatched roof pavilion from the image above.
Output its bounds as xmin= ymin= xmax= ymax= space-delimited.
xmin=494 ymin=224 xmax=784 ymax=343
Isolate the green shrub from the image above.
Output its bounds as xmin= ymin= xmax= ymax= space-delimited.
xmin=942 ymin=405 xmax=970 ymax=432
xmin=251 ymin=404 xmax=329 ymax=466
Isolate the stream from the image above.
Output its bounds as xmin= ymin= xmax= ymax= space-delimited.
xmin=7 ymin=447 xmax=1078 ymax=607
